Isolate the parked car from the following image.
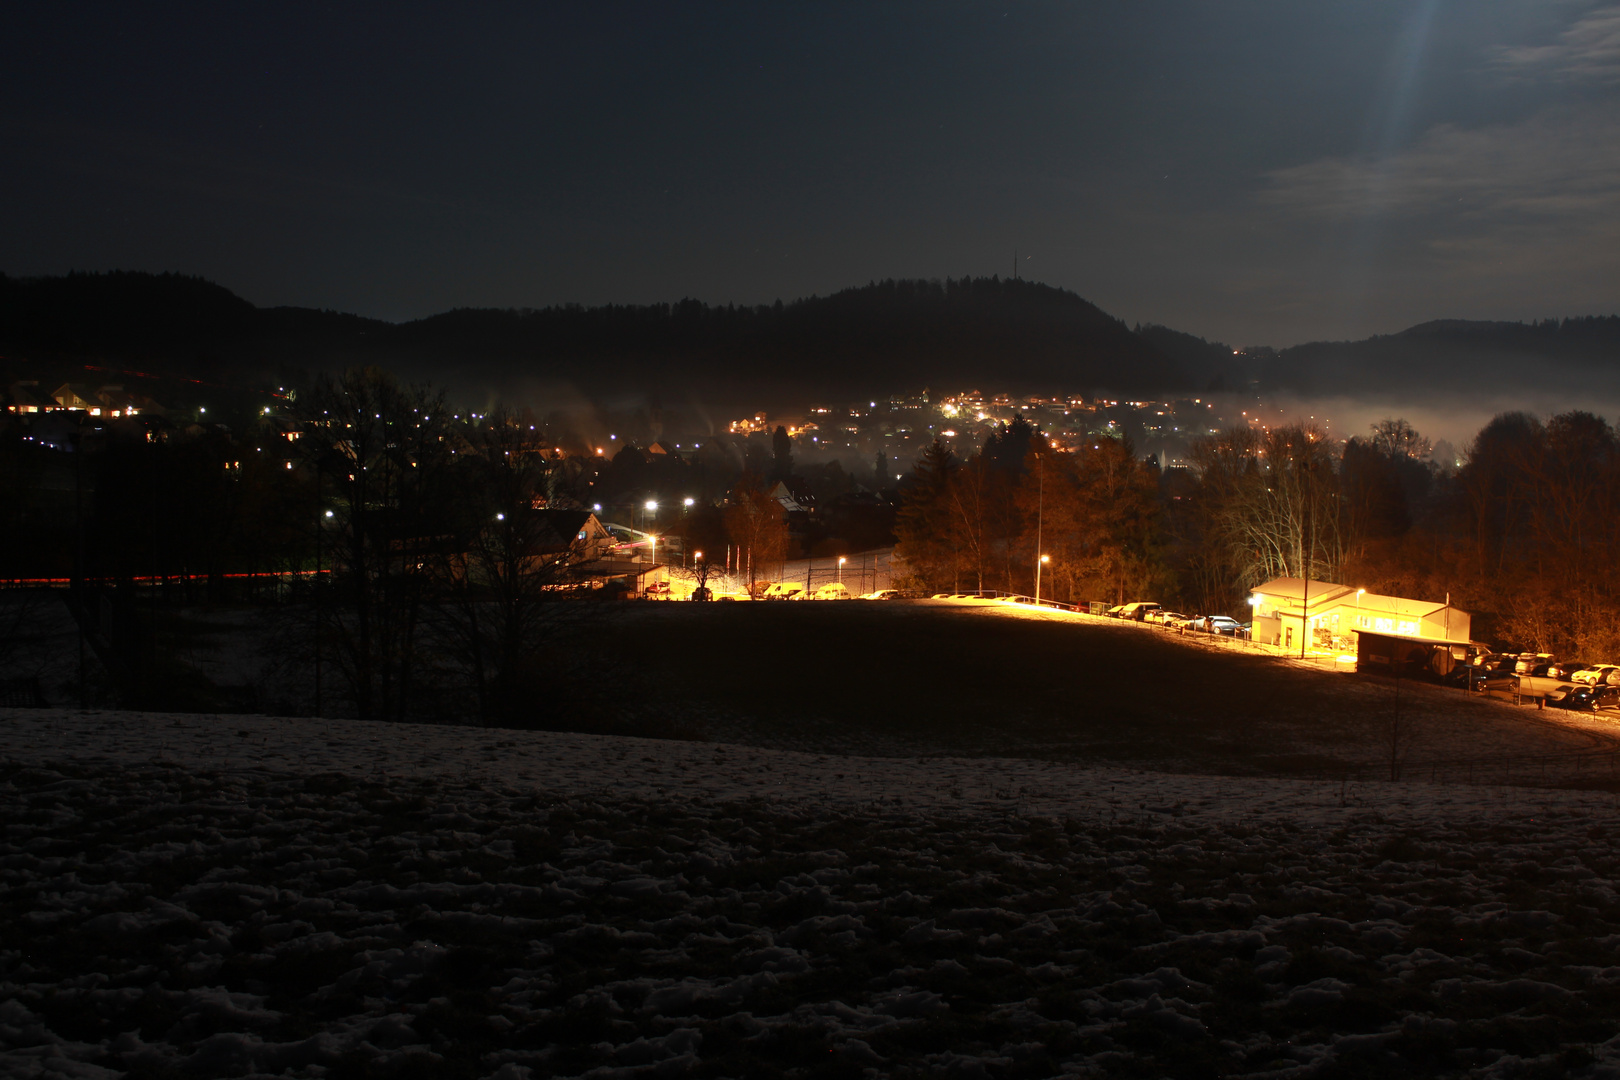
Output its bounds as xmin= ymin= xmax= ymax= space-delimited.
xmin=1104 ymin=605 xmax=1126 ymax=618
xmin=1148 ymin=610 xmax=1187 ymax=626
xmin=1514 ymin=653 xmax=1555 ymax=675
xmin=1117 ymin=602 xmax=1163 ymax=622
xmin=1550 ymin=684 xmax=1599 ymax=710
xmin=1573 ymin=664 xmax=1620 ymax=686
xmin=1202 ymin=615 xmax=1244 ymax=635
xmin=1594 ymin=686 xmax=1620 ymax=711
xmin=761 ymin=581 xmax=804 ymax=600
xmin=800 ymin=582 xmax=849 ymax=600
xmin=1449 ymin=664 xmax=1513 ymax=692
xmin=860 ymin=589 xmax=903 ymax=600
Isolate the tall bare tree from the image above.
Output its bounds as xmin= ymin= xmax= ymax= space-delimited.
xmin=294 ymin=367 xmax=455 ymax=723
xmin=1190 ymin=422 xmax=1342 ymax=593
xmin=724 ymin=472 xmax=788 ymax=595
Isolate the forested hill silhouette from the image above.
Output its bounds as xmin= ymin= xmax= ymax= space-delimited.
xmin=1258 ymin=317 xmax=1620 ymax=397
xmin=0 ymin=272 xmax=1187 ymax=407
xmin=385 ymin=277 xmax=1186 ymax=404
xmin=7 ymin=270 xmax=1617 ymax=410
xmin=0 ymin=271 xmax=385 ymax=381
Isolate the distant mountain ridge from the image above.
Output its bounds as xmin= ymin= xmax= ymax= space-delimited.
xmin=4 ymin=270 xmax=1617 ymax=412
xmin=1263 ymin=316 xmax=1620 ymax=397
xmin=0 ymin=272 xmax=1190 ymax=410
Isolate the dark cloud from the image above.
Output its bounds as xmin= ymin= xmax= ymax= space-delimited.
xmin=1 ymin=2 xmax=1616 ymax=345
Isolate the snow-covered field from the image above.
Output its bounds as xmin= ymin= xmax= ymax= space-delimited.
xmin=7 ymin=707 xmax=1620 ymax=1078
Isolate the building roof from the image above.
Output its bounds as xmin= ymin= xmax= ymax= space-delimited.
xmin=1357 ymin=627 xmax=1475 ymax=648
xmin=8 ymin=383 xmax=50 ymax=410
xmin=1353 ymin=591 xmax=1467 ymax=621
xmin=1251 ymin=578 xmax=1357 ymax=609
xmin=1253 ymin=577 xmax=1470 ymax=622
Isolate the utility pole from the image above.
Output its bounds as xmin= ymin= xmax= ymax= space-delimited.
xmin=72 ymin=432 xmax=86 ymax=710
xmin=1301 ymin=467 xmax=1313 ymax=660
xmin=314 ymin=466 xmax=323 ymax=719
xmin=1033 ymin=453 xmax=1044 ymax=604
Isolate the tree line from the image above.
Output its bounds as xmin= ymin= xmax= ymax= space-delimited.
xmin=895 ymin=410 xmax=1620 ymax=662
xmin=1 ymin=367 xmax=834 ymax=722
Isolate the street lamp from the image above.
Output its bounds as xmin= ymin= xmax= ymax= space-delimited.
xmin=838 ymin=556 xmax=846 ymax=585
xmin=1036 ymin=553 xmax=1050 ymax=605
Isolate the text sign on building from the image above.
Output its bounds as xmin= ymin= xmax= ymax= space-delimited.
xmin=1358 ymin=615 xmax=1419 ymax=636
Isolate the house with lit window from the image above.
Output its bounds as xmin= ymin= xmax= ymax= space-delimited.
xmin=1249 ymin=577 xmax=1471 ymax=673
xmin=6 ymin=382 xmax=52 ymax=414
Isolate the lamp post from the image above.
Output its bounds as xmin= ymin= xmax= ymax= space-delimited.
xmin=1036 ymin=553 xmax=1050 ymax=605
xmin=682 ymin=498 xmax=694 ymax=567
xmin=838 ymin=556 xmax=846 ymax=586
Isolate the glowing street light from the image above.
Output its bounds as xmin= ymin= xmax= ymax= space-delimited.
xmin=1035 ymin=553 xmax=1050 ymax=605
xmin=838 ymin=555 xmax=846 ymax=585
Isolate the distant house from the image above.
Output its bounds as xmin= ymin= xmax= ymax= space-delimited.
xmin=526 ymin=509 xmax=616 ymax=563
xmin=357 ymin=508 xmax=616 ymax=585
xmin=767 ymin=481 xmax=807 ymax=513
xmin=51 ymin=384 xmax=99 ymax=412
xmin=48 ymin=383 xmax=156 ymax=419
xmin=1249 ymin=577 xmax=1472 ymax=667
xmin=6 ymin=382 xmax=51 ymax=414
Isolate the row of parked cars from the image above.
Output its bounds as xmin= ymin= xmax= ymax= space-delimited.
xmin=1447 ymin=650 xmax=1620 ymax=710
xmin=753 ymin=582 xmax=911 ymax=600
xmin=1103 ymin=601 xmax=1249 ymax=637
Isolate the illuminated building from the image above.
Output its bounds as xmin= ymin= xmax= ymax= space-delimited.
xmin=1250 ymin=577 xmax=1473 ymax=672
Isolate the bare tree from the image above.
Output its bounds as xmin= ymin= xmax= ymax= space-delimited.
xmin=1191 ymin=422 xmax=1343 ymax=592
xmin=423 ymin=410 xmax=606 ymax=726
xmin=1369 ymin=418 xmax=1432 ymax=460
xmin=293 ymin=367 xmax=455 ymax=723
xmin=724 ymin=472 xmax=788 ymax=595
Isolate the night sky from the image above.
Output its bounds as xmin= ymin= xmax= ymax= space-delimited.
xmin=5 ymin=2 xmax=1617 ymax=346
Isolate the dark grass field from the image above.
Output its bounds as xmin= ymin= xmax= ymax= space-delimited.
xmin=610 ymin=601 xmax=1610 ymax=776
